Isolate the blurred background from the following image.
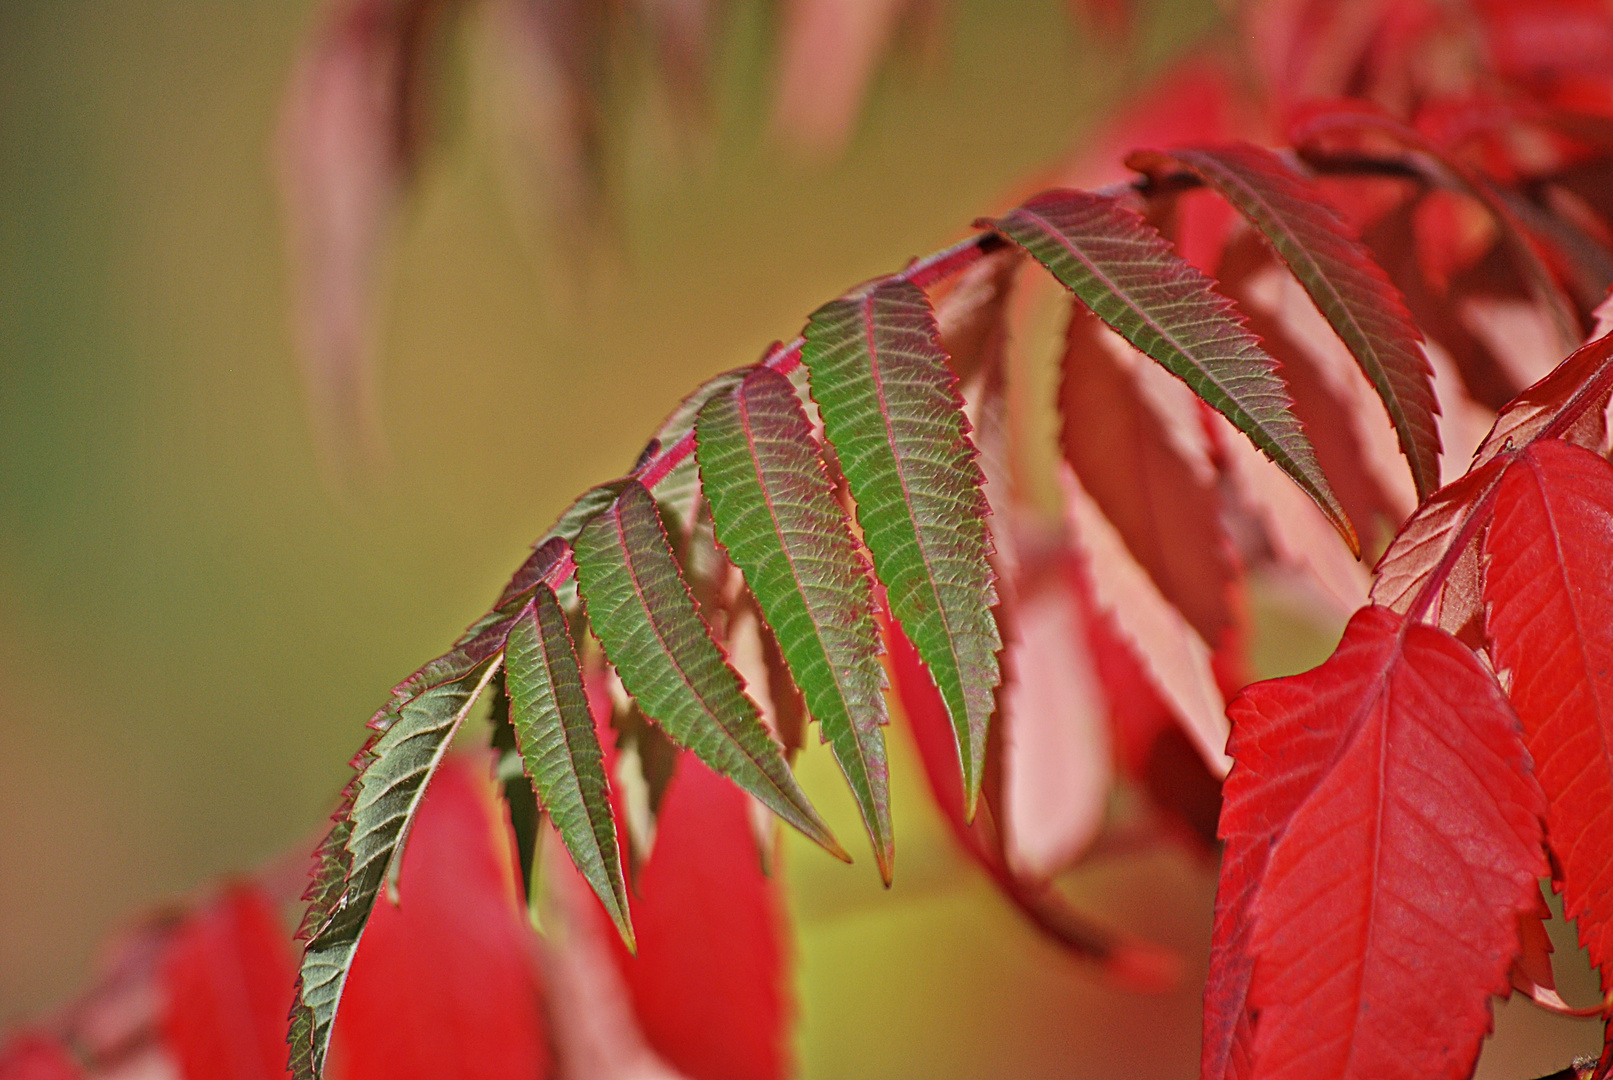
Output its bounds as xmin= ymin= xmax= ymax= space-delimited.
xmin=0 ymin=2 xmax=1602 ymax=1077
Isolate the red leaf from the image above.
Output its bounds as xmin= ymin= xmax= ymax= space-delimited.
xmin=1484 ymin=439 xmax=1613 ymax=991
xmin=1058 ymin=301 xmax=1239 ymax=645
xmin=335 ymin=756 xmax=551 ymax=1080
xmin=882 ymin=610 xmax=1180 ymax=991
xmin=1474 ymin=330 xmax=1613 ymax=467
xmin=1060 ymin=464 xmax=1231 ymax=776
xmin=1207 ymin=606 xmax=1546 ymax=1080
xmin=159 ymin=884 xmax=296 ymax=1080
xmin=608 ymin=753 xmax=790 ymax=1080
xmin=0 ymin=1035 xmax=83 ymax=1080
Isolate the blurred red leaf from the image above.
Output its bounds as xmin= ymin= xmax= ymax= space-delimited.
xmin=608 ymin=753 xmax=790 ymax=1080
xmin=159 ymin=885 xmax=296 ymax=1080
xmin=335 ymin=756 xmax=551 ymax=1080
xmin=0 ymin=1035 xmax=83 ymax=1080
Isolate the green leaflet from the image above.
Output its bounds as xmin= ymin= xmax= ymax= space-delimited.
xmin=573 ymin=480 xmax=846 ymax=859
xmin=503 ymin=587 xmax=632 ymax=945
xmin=800 ymin=279 xmax=1000 ymax=817
xmin=988 ymin=189 xmax=1358 ymax=554
xmin=1149 ymin=144 xmax=1442 ymax=503
xmin=696 ymin=366 xmax=894 ymax=881
xmin=292 ymin=659 xmax=500 ymax=1080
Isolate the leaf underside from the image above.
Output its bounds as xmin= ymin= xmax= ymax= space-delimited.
xmin=504 ymin=587 xmax=632 ymax=946
xmin=801 ymin=279 xmax=1001 ymax=816
xmin=988 ymin=188 xmax=1357 ymax=554
xmin=1484 ymin=440 xmax=1613 ymax=990
xmin=573 ymin=480 xmax=845 ymax=859
xmin=293 ymin=658 xmax=501 ymax=1080
xmin=1156 ymin=142 xmax=1442 ymax=502
xmin=1206 ymin=606 xmax=1544 ymax=1080
xmin=696 ymin=366 xmax=893 ymax=879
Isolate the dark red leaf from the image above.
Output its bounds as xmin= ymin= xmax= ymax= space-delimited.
xmin=335 ymin=756 xmax=550 ymax=1080
xmin=608 ymin=752 xmax=789 ymax=1080
xmin=159 ymin=884 xmax=296 ymax=1080
xmin=1484 ymin=439 xmax=1613 ymax=992
xmin=1058 ymin=301 xmax=1239 ymax=645
xmin=1207 ymin=606 xmax=1546 ymax=1080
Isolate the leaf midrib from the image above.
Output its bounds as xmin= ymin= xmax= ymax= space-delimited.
xmin=857 ymin=290 xmax=966 ymax=709
xmin=734 ymin=382 xmax=871 ymax=760
xmin=608 ymin=500 xmax=794 ymax=808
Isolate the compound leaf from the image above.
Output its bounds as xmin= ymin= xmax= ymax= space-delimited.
xmin=696 ymin=366 xmax=893 ymax=879
xmin=987 ymin=188 xmax=1357 ymax=553
xmin=573 ymin=480 xmax=844 ymax=859
xmin=1144 ymin=142 xmax=1442 ymax=502
xmin=801 ymin=279 xmax=1000 ymax=816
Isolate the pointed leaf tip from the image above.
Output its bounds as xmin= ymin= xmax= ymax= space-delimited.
xmin=1142 ymin=143 xmax=1442 ymax=504
xmin=504 ymin=587 xmax=634 ymax=947
xmin=573 ymin=479 xmax=845 ymax=860
xmin=696 ymin=365 xmax=894 ymax=879
xmin=801 ymin=279 xmax=1001 ymax=818
xmin=988 ymin=188 xmax=1358 ymax=556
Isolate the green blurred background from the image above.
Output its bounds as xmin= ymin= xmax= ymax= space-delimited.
xmin=0 ymin=2 xmax=1602 ymax=1076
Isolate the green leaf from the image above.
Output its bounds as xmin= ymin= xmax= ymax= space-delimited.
xmin=1138 ymin=143 xmax=1442 ymax=502
xmin=573 ymin=480 xmax=846 ymax=859
xmin=292 ymin=658 xmax=501 ymax=1080
xmin=800 ymin=279 xmax=1001 ymax=816
xmin=696 ymin=366 xmax=893 ymax=880
xmin=987 ymin=189 xmax=1358 ymax=554
xmin=504 ymin=586 xmax=632 ymax=945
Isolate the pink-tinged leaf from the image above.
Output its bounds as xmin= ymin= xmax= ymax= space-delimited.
xmin=1484 ymin=439 xmax=1613 ymax=992
xmin=1060 ymin=464 xmax=1231 ymax=777
xmin=1059 ymin=303 xmax=1240 ymax=645
xmin=769 ymin=0 xmax=932 ymax=157
xmin=335 ymin=756 xmax=551 ymax=1080
xmin=1207 ymin=605 xmax=1547 ymax=1080
xmin=1220 ymin=244 xmax=1416 ymax=528
xmin=277 ymin=0 xmax=454 ymax=483
xmin=997 ymin=569 xmax=1112 ymax=881
xmin=1292 ymin=98 xmax=1583 ymax=350
xmin=607 ymin=753 xmax=790 ymax=1080
xmin=539 ymin=835 xmax=691 ymax=1080
xmin=881 ymin=611 xmax=1180 ymax=990
xmin=0 ymin=1035 xmax=83 ymax=1080
xmin=1369 ymin=458 xmax=1507 ymax=619
xmin=989 ymin=189 xmax=1358 ymax=553
xmin=985 ymin=496 xmax=1113 ymax=882
xmin=1213 ymin=408 xmax=1372 ymax=620
xmin=1474 ymin=330 xmax=1613 ymax=466
xmin=930 ymin=246 xmax=1022 ymax=385
xmin=1139 ymin=142 xmax=1443 ymax=501
xmin=159 ymin=885 xmax=296 ymax=1080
